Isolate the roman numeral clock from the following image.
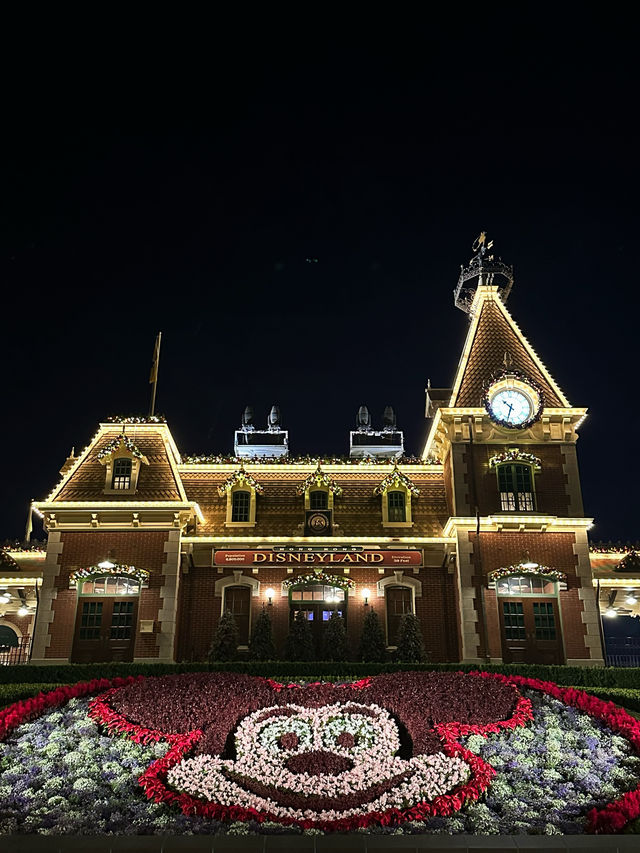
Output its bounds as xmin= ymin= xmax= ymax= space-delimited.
xmin=484 ymin=370 xmax=543 ymax=430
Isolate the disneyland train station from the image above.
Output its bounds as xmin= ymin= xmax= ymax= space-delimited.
xmin=1 ymin=240 xmax=638 ymax=668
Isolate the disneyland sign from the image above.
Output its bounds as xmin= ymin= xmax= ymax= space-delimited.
xmin=213 ymin=550 xmax=422 ymax=567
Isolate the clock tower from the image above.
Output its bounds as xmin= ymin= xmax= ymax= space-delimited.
xmin=423 ymin=236 xmax=603 ymax=666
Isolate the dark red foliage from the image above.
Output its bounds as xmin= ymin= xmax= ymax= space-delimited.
xmin=278 ymin=732 xmax=299 ymax=750
xmin=284 ymin=750 xmax=354 ymax=775
xmin=5 ymin=671 xmax=640 ymax=833
xmin=336 ymin=731 xmax=355 ymax=748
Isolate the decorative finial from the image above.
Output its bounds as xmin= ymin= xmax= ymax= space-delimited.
xmin=503 ymin=351 xmax=513 ymax=370
xmin=454 ymin=235 xmax=514 ymax=314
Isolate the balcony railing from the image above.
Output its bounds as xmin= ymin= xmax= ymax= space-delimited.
xmin=0 ymin=637 xmax=31 ymax=665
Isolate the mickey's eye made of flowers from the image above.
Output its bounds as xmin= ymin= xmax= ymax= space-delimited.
xmin=258 ymin=717 xmax=313 ymax=753
xmin=321 ymin=715 xmax=378 ymax=752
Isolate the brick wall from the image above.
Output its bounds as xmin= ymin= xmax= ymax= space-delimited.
xmin=468 ymin=530 xmax=588 ymax=661
xmin=47 ymin=531 xmax=171 ymax=660
xmin=176 ymin=564 xmax=460 ymax=663
xmin=464 ymin=444 xmax=571 ymax=517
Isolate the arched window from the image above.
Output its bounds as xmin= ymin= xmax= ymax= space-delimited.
xmin=496 ymin=463 xmax=535 ymax=511
xmin=112 ymin=458 xmax=133 ymax=490
xmin=387 ymin=490 xmax=406 ymax=523
xmin=0 ymin=624 xmax=19 ymax=648
xmin=231 ymin=490 xmax=251 ymax=523
xmin=309 ymin=489 xmax=329 ymax=510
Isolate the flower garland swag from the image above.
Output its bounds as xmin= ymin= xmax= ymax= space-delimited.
xmin=69 ymin=563 xmax=150 ymax=587
xmin=488 ymin=449 xmax=542 ymax=469
xmin=282 ymin=572 xmax=356 ymax=591
xmin=487 ymin=564 xmax=567 ymax=584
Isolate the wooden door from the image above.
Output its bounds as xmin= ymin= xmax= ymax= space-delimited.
xmin=71 ymin=597 xmax=138 ymax=663
xmin=386 ymin=586 xmax=413 ymax=646
xmin=290 ymin=603 xmax=344 ymax=657
xmin=224 ymin=586 xmax=251 ymax=645
xmin=499 ymin=598 xmax=563 ymax=664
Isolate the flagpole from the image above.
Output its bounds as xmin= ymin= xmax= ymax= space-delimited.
xmin=149 ymin=332 xmax=162 ymax=417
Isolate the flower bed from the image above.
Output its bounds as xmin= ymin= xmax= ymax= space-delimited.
xmin=1 ymin=672 xmax=640 ymax=835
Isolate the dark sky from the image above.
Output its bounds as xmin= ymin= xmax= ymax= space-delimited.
xmin=1 ymin=16 xmax=637 ymax=543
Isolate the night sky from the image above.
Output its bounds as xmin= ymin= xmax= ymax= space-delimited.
xmin=1 ymin=17 xmax=637 ymax=543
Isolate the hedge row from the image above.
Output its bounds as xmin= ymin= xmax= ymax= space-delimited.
xmin=3 ymin=681 xmax=640 ymax=715
xmin=2 ymin=660 xmax=640 ymax=687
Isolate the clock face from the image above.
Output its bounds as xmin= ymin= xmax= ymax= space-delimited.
xmin=488 ymin=389 xmax=533 ymax=427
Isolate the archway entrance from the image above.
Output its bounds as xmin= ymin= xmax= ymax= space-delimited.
xmin=71 ymin=574 xmax=141 ymax=663
xmin=496 ymin=574 xmax=564 ymax=664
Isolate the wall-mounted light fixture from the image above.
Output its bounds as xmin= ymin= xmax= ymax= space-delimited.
xmin=98 ymin=559 xmax=116 ymax=570
xmin=18 ymin=606 xmax=31 ymax=617
xmin=626 ymin=593 xmax=638 ymax=605
xmin=362 ymin=587 xmax=371 ymax=607
xmin=265 ymin=587 xmax=275 ymax=606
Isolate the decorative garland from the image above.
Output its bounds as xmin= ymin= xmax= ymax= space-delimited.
xmin=296 ymin=464 xmax=343 ymax=497
xmin=106 ymin=415 xmax=167 ymax=425
xmin=488 ymin=449 xmax=541 ymax=469
xmin=373 ymin=463 xmax=420 ymax=496
xmin=69 ymin=563 xmax=150 ymax=587
xmin=183 ymin=454 xmax=439 ymax=466
xmin=217 ymin=467 xmax=264 ymax=496
xmin=590 ymin=542 xmax=640 ymax=554
xmin=282 ymin=572 xmax=355 ymax=591
xmin=616 ymin=551 xmax=640 ymax=573
xmin=96 ymin=434 xmax=145 ymax=461
xmin=488 ymin=563 xmax=566 ymax=583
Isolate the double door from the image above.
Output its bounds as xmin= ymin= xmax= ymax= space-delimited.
xmin=499 ymin=597 xmax=563 ymax=664
xmin=290 ymin=603 xmax=343 ymax=657
xmin=71 ymin=597 xmax=138 ymax=663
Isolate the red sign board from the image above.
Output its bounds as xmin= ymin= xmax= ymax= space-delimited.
xmin=213 ymin=550 xmax=421 ymax=567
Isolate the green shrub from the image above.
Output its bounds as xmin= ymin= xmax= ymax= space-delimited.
xmin=4 ymin=661 xmax=640 ymax=688
xmin=249 ymin=607 xmax=277 ymax=661
xmin=322 ymin=612 xmax=347 ymax=662
xmin=395 ymin=613 xmax=426 ymax=663
xmin=283 ymin=611 xmax=315 ymax=661
xmin=0 ymin=683 xmax=64 ymax=708
xmin=208 ymin=610 xmax=239 ymax=662
xmin=359 ymin=607 xmax=387 ymax=662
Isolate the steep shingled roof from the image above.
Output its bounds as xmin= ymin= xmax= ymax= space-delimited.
xmin=52 ymin=425 xmax=184 ymax=503
xmin=450 ymin=287 xmax=569 ymax=409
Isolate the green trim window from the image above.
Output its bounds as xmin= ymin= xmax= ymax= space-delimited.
xmin=496 ymin=463 xmax=535 ymax=511
xmin=231 ymin=490 xmax=251 ymax=523
xmin=112 ymin=458 xmax=132 ymax=490
xmin=387 ymin=490 xmax=406 ymax=523
xmin=309 ymin=490 xmax=329 ymax=510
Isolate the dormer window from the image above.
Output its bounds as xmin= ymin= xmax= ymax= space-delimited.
xmin=97 ymin=434 xmax=148 ymax=495
xmin=112 ymin=458 xmax=132 ymax=490
xmin=219 ymin=466 xmax=263 ymax=527
xmin=231 ymin=490 xmax=251 ymax=523
xmin=387 ymin=490 xmax=406 ymax=523
xmin=309 ymin=489 xmax=329 ymax=510
xmin=297 ymin=464 xmax=342 ymax=512
xmin=374 ymin=464 xmax=419 ymax=528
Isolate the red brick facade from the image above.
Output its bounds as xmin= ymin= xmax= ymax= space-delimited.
xmin=28 ymin=283 xmax=603 ymax=667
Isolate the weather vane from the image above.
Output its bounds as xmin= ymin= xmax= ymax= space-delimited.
xmin=471 ymin=232 xmax=494 ymax=258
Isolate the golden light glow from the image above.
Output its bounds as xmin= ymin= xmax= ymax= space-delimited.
xmin=443 ymin=515 xmax=594 ymax=537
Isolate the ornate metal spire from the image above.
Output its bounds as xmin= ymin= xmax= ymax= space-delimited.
xmin=454 ymin=233 xmax=514 ymax=314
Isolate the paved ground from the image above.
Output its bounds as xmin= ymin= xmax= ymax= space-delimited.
xmin=2 ymin=835 xmax=639 ymax=852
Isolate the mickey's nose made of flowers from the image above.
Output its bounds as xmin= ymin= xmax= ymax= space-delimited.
xmin=284 ymin=750 xmax=354 ymax=775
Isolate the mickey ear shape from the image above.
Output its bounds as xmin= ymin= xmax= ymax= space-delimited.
xmin=356 ymin=671 xmax=522 ymax=755
xmin=107 ymin=672 xmax=280 ymax=755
